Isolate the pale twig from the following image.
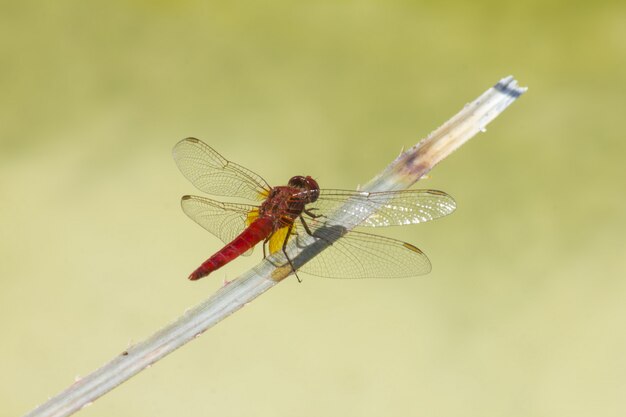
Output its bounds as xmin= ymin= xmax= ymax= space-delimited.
xmin=23 ymin=76 xmax=526 ymax=417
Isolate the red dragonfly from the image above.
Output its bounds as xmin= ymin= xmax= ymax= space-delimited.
xmin=173 ymin=137 xmax=456 ymax=281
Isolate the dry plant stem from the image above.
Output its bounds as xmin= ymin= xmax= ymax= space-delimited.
xmin=24 ymin=76 xmax=526 ymax=417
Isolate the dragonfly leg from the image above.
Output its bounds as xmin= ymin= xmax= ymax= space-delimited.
xmin=299 ymin=215 xmax=334 ymax=247
xmin=262 ymin=236 xmax=271 ymax=259
xmin=299 ymin=215 xmax=315 ymax=236
xmin=304 ymin=208 xmax=325 ymax=219
xmin=282 ymin=223 xmax=301 ymax=283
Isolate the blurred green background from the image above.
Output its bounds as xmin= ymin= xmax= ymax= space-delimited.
xmin=1 ymin=1 xmax=625 ymax=416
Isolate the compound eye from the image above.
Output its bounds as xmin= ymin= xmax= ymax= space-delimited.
xmin=288 ymin=176 xmax=306 ymax=188
xmin=305 ymin=176 xmax=320 ymax=202
xmin=305 ymin=176 xmax=319 ymax=190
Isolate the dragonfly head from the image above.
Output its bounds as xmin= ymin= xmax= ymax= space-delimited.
xmin=288 ymin=175 xmax=320 ymax=203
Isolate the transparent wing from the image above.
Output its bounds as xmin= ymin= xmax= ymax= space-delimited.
xmin=271 ymin=220 xmax=432 ymax=279
xmin=173 ymin=137 xmax=272 ymax=202
xmin=181 ymin=195 xmax=258 ymax=255
xmin=308 ymin=189 xmax=456 ymax=227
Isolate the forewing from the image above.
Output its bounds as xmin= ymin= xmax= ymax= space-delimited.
xmin=173 ymin=137 xmax=271 ymax=201
xmin=281 ymin=221 xmax=432 ymax=279
xmin=181 ymin=195 xmax=257 ymax=256
xmin=309 ymin=189 xmax=456 ymax=227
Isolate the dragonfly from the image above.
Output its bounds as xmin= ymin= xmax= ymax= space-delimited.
xmin=173 ymin=137 xmax=456 ymax=281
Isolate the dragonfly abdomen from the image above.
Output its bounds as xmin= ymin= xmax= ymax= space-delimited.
xmin=188 ymin=217 xmax=274 ymax=280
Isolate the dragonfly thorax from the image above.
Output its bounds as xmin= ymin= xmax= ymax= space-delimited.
xmin=257 ymin=176 xmax=319 ymax=228
xmin=259 ymin=186 xmax=304 ymax=223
